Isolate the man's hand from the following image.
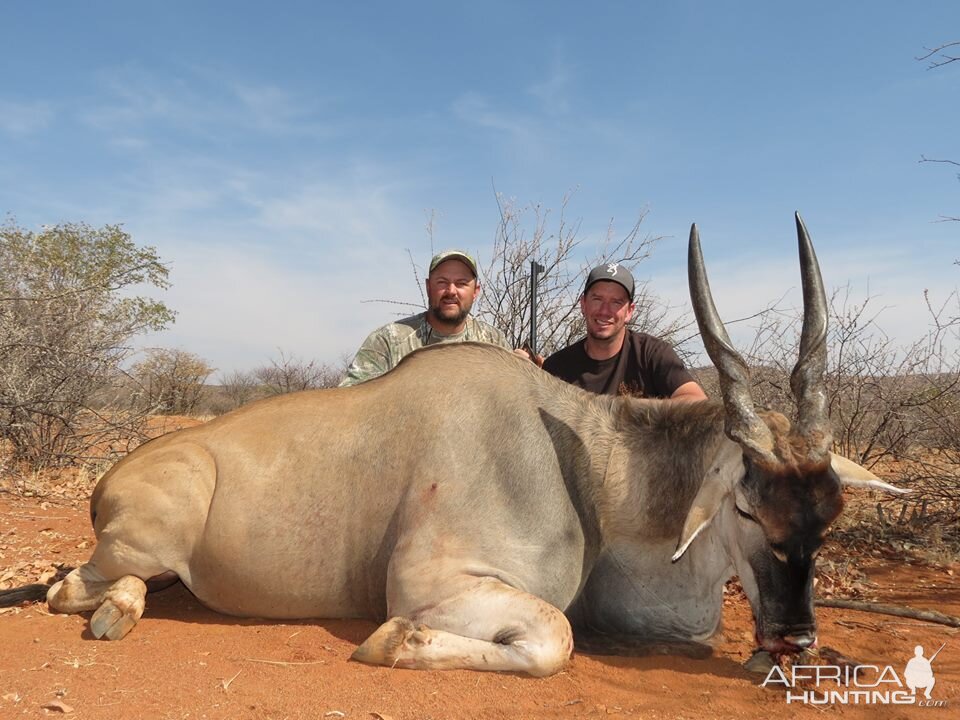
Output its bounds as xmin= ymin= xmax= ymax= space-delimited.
xmin=513 ymin=347 xmax=545 ymax=368
xmin=670 ymin=381 xmax=708 ymax=402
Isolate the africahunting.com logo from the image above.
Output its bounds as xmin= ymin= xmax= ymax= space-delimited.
xmin=761 ymin=643 xmax=948 ymax=706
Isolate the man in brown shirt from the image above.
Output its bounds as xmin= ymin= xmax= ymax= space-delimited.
xmin=543 ymin=263 xmax=707 ymax=400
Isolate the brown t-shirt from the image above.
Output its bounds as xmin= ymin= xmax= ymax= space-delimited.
xmin=543 ymin=330 xmax=695 ymax=397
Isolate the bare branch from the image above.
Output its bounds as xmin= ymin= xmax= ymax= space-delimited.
xmin=917 ymin=40 xmax=960 ymax=69
xmin=475 ymin=189 xmax=671 ymax=356
xmin=919 ymin=155 xmax=960 ymax=168
xmin=816 ymin=598 xmax=960 ymax=628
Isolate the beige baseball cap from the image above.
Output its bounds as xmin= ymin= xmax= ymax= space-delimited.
xmin=429 ymin=250 xmax=478 ymax=277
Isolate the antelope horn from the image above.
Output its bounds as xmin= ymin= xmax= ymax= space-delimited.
xmin=688 ymin=224 xmax=775 ymax=462
xmin=788 ymin=212 xmax=831 ymax=459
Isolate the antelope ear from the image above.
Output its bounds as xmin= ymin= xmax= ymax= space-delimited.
xmin=673 ymin=443 xmax=744 ymax=562
xmin=830 ymin=452 xmax=910 ymax=495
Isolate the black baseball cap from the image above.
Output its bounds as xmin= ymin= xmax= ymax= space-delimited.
xmin=584 ymin=263 xmax=635 ymax=301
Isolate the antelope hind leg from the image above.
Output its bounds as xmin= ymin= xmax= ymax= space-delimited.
xmin=48 ymin=564 xmax=147 ymax=640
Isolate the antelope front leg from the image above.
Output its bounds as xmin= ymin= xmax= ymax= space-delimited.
xmin=352 ymin=577 xmax=573 ymax=676
xmin=48 ymin=564 xmax=147 ymax=640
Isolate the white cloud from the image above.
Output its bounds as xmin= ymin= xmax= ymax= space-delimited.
xmin=0 ymin=99 xmax=54 ymax=135
xmin=451 ymin=91 xmax=537 ymax=141
xmin=528 ymin=45 xmax=574 ymax=115
xmin=253 ymin=181 xmax=395 ymax=239
xmin=137 ymin=239 xmax=423 ymax=373
xmin=79 ymin=63 xmax=334 ymax=144
xmin=454 ymin=46 xmax=576 ymax=136
xmin=228 ymin=82 xmax=331 ymax=136
xmin=80 ymin=66 xmax=184 ymax=131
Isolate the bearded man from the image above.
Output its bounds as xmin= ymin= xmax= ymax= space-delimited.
xmin=339 ymin=250 xmax=511 ymax=387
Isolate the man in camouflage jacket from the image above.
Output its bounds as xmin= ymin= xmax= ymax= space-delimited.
xmin=339 ymin=250 xmax=511 ymax=387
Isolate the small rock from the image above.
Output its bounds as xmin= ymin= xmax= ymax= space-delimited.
xmin=41 ymin=699 xmax=74 ymax=713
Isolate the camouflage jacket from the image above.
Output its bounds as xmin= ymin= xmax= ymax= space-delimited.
xmin=339 ymin=312 xmax=510 ymax=387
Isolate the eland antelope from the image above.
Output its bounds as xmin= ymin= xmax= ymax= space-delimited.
xmin=0 ymin=214 xmax=903 ymax=676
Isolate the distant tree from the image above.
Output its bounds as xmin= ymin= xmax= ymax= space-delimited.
xmin=216 ymin=368 xmax=262 ymax=412
xmin=132 ymin=348 xmax=215 ymax=416
xmin=253 ymin=350 xmax=343 ymax=396
xmin=0 ymin=219 xmax=174 ymax=467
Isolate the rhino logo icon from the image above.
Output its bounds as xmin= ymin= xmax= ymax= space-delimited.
xmin=904 ymin=643 xmax=944 ymax=700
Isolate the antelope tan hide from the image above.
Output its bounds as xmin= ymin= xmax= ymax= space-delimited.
xmin=0 ymin=213 xmax=904 ymax=676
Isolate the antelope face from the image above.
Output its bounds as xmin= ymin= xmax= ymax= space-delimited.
xmin=732 ymin=453 xmax=844 ymax=654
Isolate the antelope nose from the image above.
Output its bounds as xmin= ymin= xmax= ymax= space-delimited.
xmin=784 ymin=633 xmax=816 ymax=650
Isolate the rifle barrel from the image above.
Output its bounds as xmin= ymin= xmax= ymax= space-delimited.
xmin=529 ymin=261 xmax=545 ymax=355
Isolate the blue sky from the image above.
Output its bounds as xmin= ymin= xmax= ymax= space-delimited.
xmin=2 ymin=2 xmax=958 ymax=373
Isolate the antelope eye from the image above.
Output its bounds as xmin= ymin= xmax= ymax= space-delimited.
xmin=735 ymin=505 xmax=757 ymax=523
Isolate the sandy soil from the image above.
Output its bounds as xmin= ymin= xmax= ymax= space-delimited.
xmin=1 ymin=492 xmax=957 ymax=720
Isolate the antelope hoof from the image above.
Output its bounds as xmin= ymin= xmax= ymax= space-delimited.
xmin=351 ymin=617 xmax=418 ymax=666
xmin=90 ymin=600 xmax=138 ymax=640
xmin=744 ymin=649 xmax=777 ymax=675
